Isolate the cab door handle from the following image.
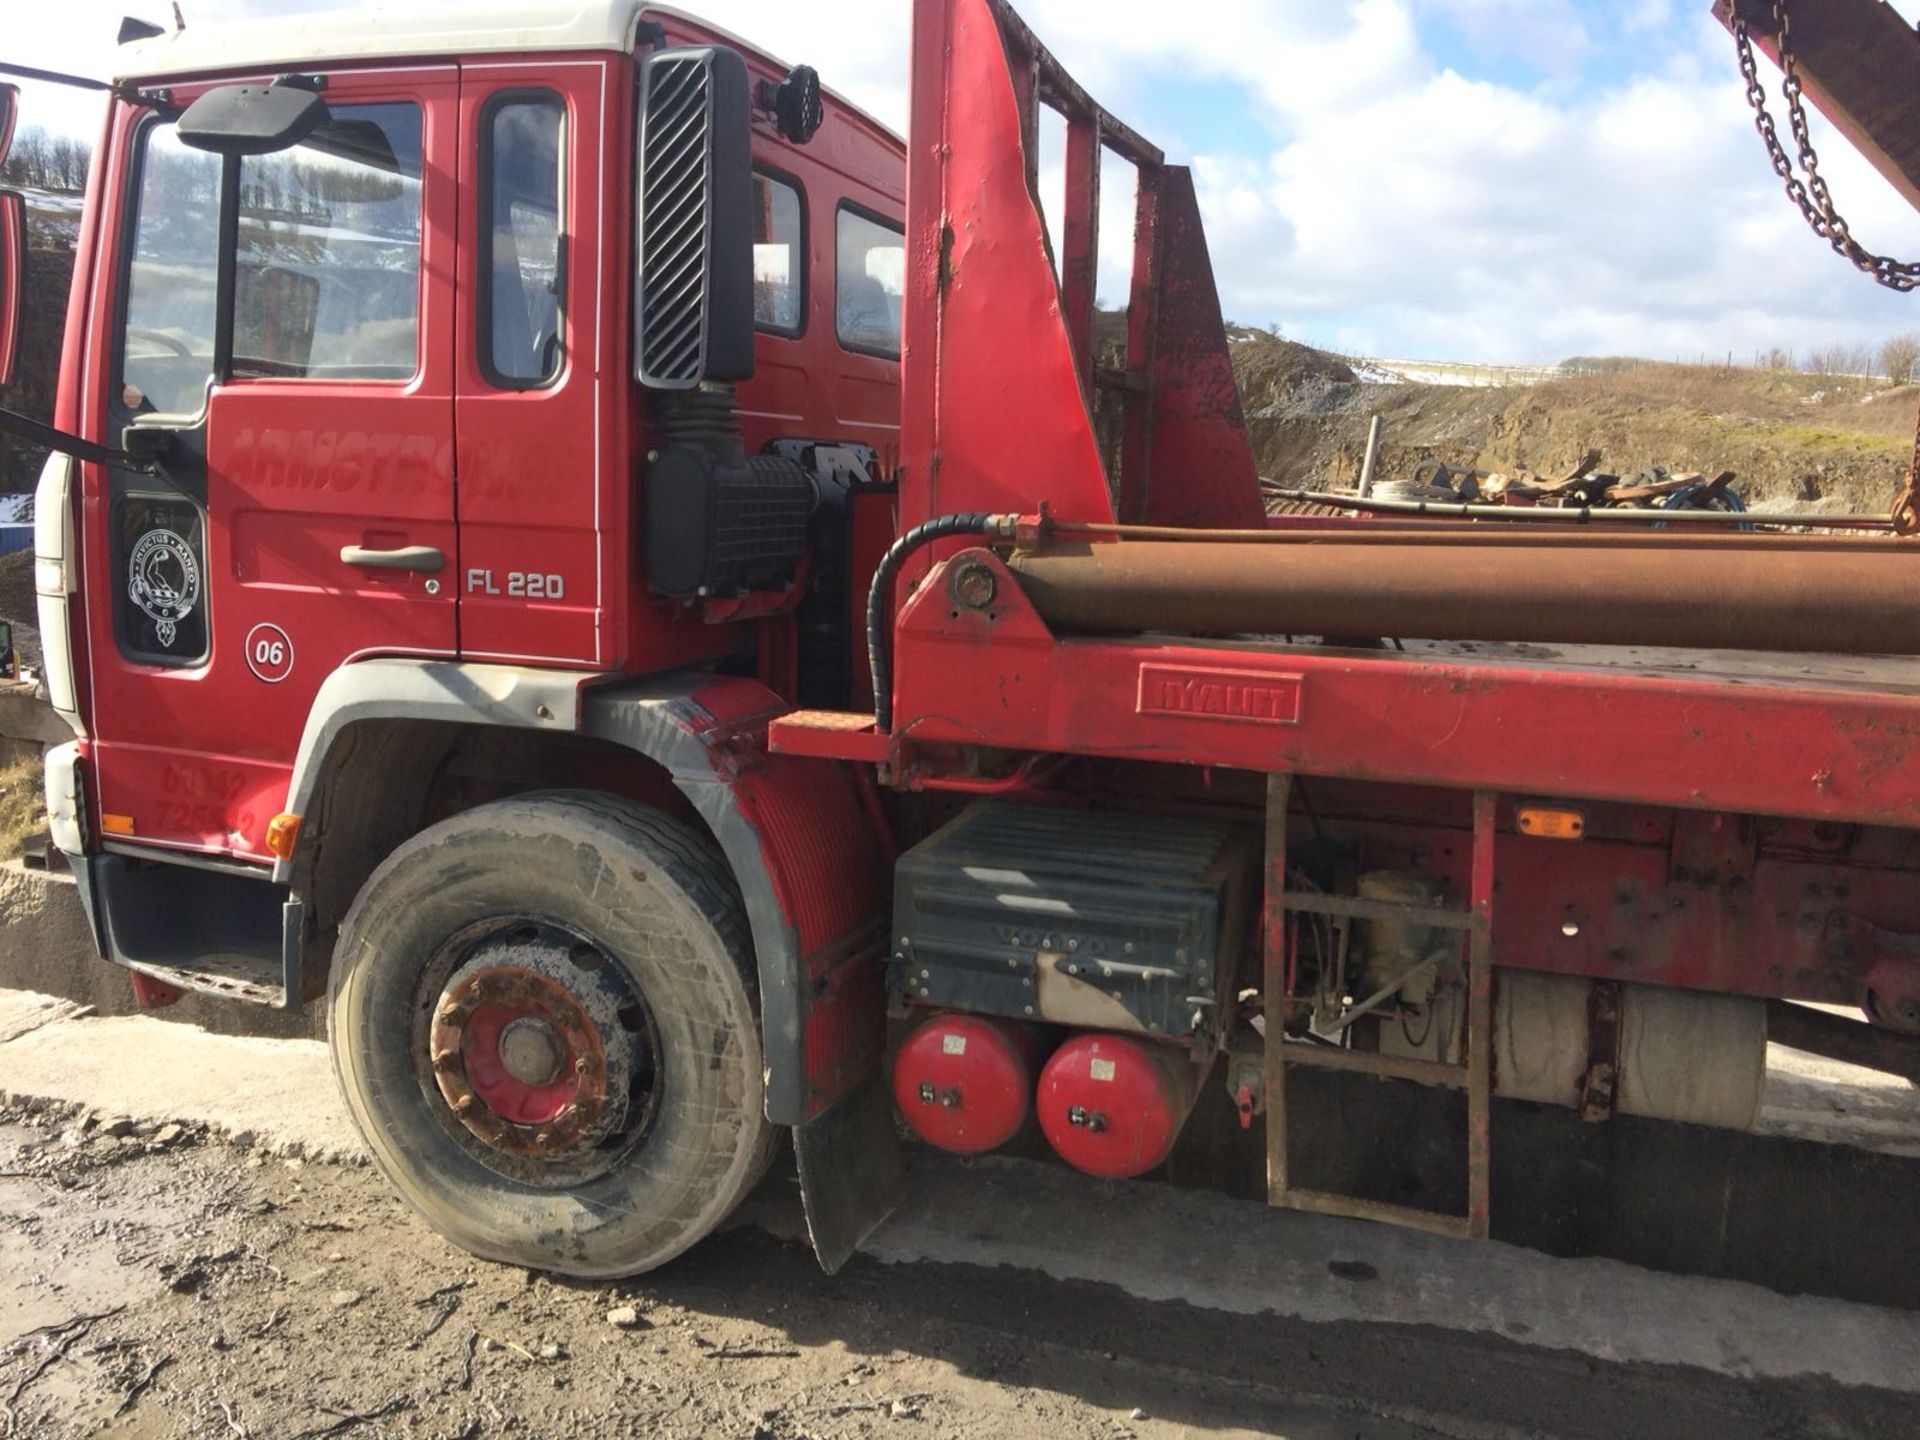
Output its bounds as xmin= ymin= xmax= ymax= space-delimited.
xmin=340 ymin=544 xmax=445 ymax=573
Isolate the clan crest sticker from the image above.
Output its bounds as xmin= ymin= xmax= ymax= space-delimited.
xmin=127 ymin=527 xmax=201 ymax=649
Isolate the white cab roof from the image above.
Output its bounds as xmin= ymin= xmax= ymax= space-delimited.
xmin=114 ymin=1 xmax=650 ymax=81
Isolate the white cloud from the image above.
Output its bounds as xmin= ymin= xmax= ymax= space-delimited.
xmin=9 ymin=0 xmax=1920 ymax=364
xmin=1413 ymin=0 xmax=1592 ymax=74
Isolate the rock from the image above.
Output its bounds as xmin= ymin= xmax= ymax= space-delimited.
xmin=1129 ymin=1408 xmax=1147 ymax=1422
xmin=537 ymin=1343 xmax=562 ymax=1361
xmin=327 ymin=1251 xmax=345 ymax=1263
xmin=329 ymin=1289 xmax=362 ymax=1309
xmin=479 ymin=1337 xmax=498 ymax=1353
xmin=889 ymin=1398 xmax=920 ymax=1419
xmin=151 ymin=1122 xmax=185 ymax=1146
xmin=606 ymin=1305 xmax=645 ymax=1330
xmin=100 ymin=1115 xmax=135 ymax=1138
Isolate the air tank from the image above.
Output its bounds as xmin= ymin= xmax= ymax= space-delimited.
xmin=892 ymin=1013 xmax=1048 ymax=1154
xmin=1036 ymin=1031 xmax=1199 ymax=1178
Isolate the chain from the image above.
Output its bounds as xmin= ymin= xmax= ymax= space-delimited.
xmin=1732 ymin=0 xmax=1920 ymax=291
xmin=1894 ymin=404 xmax=1920 ymax=536
xmin=1733 ymin=0 xmax=1920 ymax=531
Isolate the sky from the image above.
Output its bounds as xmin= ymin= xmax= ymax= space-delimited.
xmin=9 ymin=0 xmax=1920 ymax=365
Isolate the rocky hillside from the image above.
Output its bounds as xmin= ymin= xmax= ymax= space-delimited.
xmin=1230 ymin=330 xmax=1916 ymax=515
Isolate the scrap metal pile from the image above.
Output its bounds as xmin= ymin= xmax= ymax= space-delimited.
xmin=1378 ymin=450 xmax=1748 ymax=519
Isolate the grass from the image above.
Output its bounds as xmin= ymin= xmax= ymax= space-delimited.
xmin=1760 ymin=422 xmax=1910 ymax=454
xmin=1526 ymin=361 xmax=1916 ymax=436
xmin=0 ymin=753 xmax=44 ymax=863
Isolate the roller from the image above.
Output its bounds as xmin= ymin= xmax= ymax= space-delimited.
xmin=1005 ymin=538 xmax=1920 ymax=654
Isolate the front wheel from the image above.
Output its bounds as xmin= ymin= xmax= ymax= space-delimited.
xmin=327 ymin=791 xmax=775 ymax=1276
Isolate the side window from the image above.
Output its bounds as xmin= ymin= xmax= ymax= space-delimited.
xmin=116 ymin=119 xmax=217 ymax=666
xmin=120 ymin=120 xmax=221 ymax=417
xmin=835 ymin=205 xmax=904 ymax=359
xmin=232 ymin=103 xmax=423 ymax=380
xmin=753 ymin=173 xmax=803 ymax=334
xmin=481 ymin=93 xmax=565 ymax=386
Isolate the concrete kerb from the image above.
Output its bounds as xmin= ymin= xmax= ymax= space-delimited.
xmin=0 ymin=987 xmax=364 ymax=1164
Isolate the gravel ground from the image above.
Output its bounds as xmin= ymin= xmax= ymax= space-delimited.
xmin=1 ymin=1103 xmax=1914 ymax=1440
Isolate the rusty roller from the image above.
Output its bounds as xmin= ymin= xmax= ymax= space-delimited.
xmin=1004 ymin=538 xmax=1920 ymax=654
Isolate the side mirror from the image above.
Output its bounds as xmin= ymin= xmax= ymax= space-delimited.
xmin=0 ymin=84 xmax=18 ymax=169
xmin=178 ymin=82 xmax=330 ymax=157
xmin=0 ymin=190 xmax=22 ymax=388
xmin=633 ymin=46 xmax=755 ymax=389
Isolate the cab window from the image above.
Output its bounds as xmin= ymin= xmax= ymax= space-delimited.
xmin=835 ymin=205 xmax=904 ymax=358
xmin=119 ymin=120 xmax=221 ymax=416
xmin=753 ymin=172 xmax=803 ymax=334
xmin=231 ymin=103 xmax=424 ymax=381
xmin=480 ymin=92 xmax=565 ymax=386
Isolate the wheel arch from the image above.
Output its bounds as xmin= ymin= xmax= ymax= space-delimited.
xmin=578 ymin=674 xmax=890 ymax=1128
xmin=282 ymin=661 xmax=889 ymax=1129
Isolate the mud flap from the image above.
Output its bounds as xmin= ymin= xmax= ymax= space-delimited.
xmin=793 ymin=1070 xmax=905 ymax=1273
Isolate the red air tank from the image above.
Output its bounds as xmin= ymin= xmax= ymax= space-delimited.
xmin=1037 ymin=1032 xmax=1198 ymax=1179
xmin=892 ymin=1014 xmax=1045 ymax=1154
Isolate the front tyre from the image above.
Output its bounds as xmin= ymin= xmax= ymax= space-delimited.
xmin=327 ymin=791 xmax=775 ymax=1276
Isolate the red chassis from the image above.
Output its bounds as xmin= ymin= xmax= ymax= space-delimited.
xmin=773 ymin=0 xmax=1920 ymax=1035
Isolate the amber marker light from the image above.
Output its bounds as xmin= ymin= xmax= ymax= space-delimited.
xmin=265 ymin=813 xmax=303 ymax=859
xmin=1517 ymin=805 xmax=1586 ymax=840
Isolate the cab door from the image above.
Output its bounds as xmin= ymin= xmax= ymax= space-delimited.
xmin=83 ymin=68 xmax=458 ymax=862
xmin=454 ymin=60 xmax=615 ymax=667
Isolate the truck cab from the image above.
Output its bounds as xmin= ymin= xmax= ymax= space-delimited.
xmin=38 ymin=2 xmax=903 ymax=865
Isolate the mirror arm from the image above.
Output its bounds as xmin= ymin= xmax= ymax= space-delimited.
xmin=0 ymin=62 xmax=167 ymax=108
xmin=0 ymin=61 xmax=111 ymax=93
xmin=0 ymin=405 xmax=162 ymax=475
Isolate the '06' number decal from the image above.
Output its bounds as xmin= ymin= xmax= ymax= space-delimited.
xmin=244 ymin=622 xmax=295 ymax=683
xmin=466 ymin=569 xmax=566 ymax=600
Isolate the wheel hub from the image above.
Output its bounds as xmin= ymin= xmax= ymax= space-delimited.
xmin=423 ymin=921 xmax=657 ymax=1176
xmin=499 ymin=1015 xmax=567 ymax=1086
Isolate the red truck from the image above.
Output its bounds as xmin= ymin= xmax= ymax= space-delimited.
xmin=3 ymin=0 xmax=1919 ymax=1277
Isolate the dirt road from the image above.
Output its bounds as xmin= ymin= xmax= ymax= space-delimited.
xmin=2 ymin=1099 xmax=1914 ymax=1440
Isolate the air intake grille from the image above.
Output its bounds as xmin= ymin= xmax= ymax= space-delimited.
xmin=636 ymin=53 xmax=712 ymax=388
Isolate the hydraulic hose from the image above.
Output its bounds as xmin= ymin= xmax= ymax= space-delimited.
xmin=868 ymin=513 xmax=995 ymax=733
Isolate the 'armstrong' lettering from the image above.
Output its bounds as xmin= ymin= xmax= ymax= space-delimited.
xmin=1136 ymin=664 xmax=1303 ymax=725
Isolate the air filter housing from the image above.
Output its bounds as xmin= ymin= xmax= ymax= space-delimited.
xmin=634 ymin=45 xmax=755 ymax=388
